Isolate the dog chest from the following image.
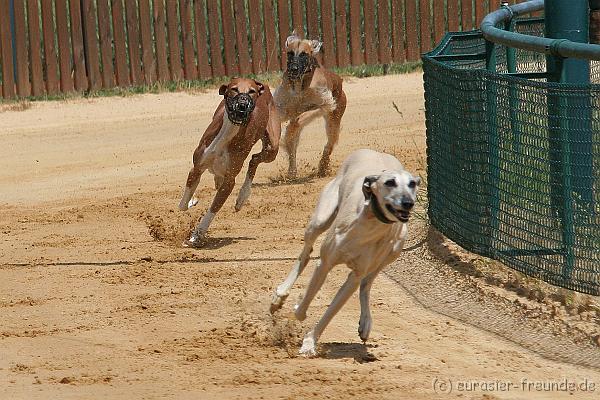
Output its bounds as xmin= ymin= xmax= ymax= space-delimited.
xmin=274 ymin=86 xmax=336 ymax=120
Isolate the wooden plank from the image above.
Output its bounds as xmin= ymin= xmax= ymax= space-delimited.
xmin=69 ymin=0 xmax=88 ymax=91
xmin=55 ymin=0 xmax=74 ymax=92
xmin=334 ymin=0 xmax=349 ymax=67
xmin=348 ymin=0 xmax=362 ymax=65
xmin=447 ymin=0 xmax=459 ymax=32
xmin=234 ymin=0 xmax=251 ymax=75
xmin=40 ymin=0 xmax=59 ymax=94
xmin=153 ymin=0 xmax=170 ymax=82
xmin=263 ymin=0 xmax=278 ymax=72
xmin=461 ymin=0 xmax=473 ymax=31
xmin=221 ymin=0 xmax=239 ymax=75
xmin=390 ymin=0 xmax=405 ymax=63
xmin=474 ymin=0 xmax=487 ymax=28
xmin=291 ymin=0 xmax=304 ymax=36
xmin=377 ymin=0 xmax=391 ymax=64
xmin=26 ymin=0 xmax=44 ymax=96
xmin=320 ymin=0 xmax=335 ymax=67
xmin=12 ymin=0 xmax=30 ymax=96
xmin=277 ymin=0 xmax=290 ymax=68
xmin=139 ymin=0 xmax=157 ymax=84
xmin=97 ymin=0 xmax=115 ymax=88
xmin=404 ymin=0 xmax=419 ymax=61
xmin=306 ymin=0 xmax=319 ymax=39
xmin=206 ymin=0 xmax=225 ymax=76
xmin=111 ymin=0 xmax=130 ymax=86
xmin=363 ymin=0 xmax=376 ymax=65
xmin=0 ymin=0 xmax=15 ymax=97
xmin=166 ymin=0 xmax=183 ymax=80
xmin=81 ymin=0 xmax=102 ymax=90
xmin=125 ymin=0 xmax=143 ymax=85
xmin=193 ymin=0 xmax=211 ymax=78
xmin=180 ymin=0 xmax=198 ymax=79
xmin=248 ymin=0 xmax=264 ymax=73
xmin=433 ymin=0 xmax=446 ymax=44
xmin=419 ymin=0 xmax=431 ymax=53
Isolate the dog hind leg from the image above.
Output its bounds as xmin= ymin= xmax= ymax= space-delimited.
xmin=270 ymin=178 xmax=340 ymax=313
xmin=299 ymin=271 xmax=361 ymax=357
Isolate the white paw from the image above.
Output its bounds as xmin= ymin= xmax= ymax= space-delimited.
xmin=358 ymin=313 xmax=372 ymax=342
xmin=188 ymin=197 xmax=199 ymax=209
xmin=270 ymin=292 xmax=288 ymax=314
xmin=182 ymin=231 xmax=205 ymax=248
xmin=299 ymin=335 xmax=317 ymax=357
xmin=293 ymin=304 xmax=307 ymax=321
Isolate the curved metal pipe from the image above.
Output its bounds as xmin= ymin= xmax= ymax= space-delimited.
xmin=481 ymin=0 xmax=600 ymax=61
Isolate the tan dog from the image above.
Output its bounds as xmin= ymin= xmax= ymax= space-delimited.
xmin=270 ymin=149 xmax=420 ymax=356
xmin=179 ymin=78 xmax=280 ymax=247
xmin=274 ymin=31 xmax=347 ymax=178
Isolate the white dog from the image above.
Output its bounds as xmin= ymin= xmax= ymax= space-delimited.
xmin=270 ymin=149 xmax=421 ymax=356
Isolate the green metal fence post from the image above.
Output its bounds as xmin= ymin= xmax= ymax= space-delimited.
xmin=545 ymin=0 xmax=592 ymax=279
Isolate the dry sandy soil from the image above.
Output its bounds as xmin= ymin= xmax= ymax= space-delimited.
xmin=1 ymin=73 xmax=600 ymax=400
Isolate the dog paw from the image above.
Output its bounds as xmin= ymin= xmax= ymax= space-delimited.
xmin=358 ymin=314 xmax=372 ymax=342
xmin=293 ymin=304 xmax=307 ymax=321
xmin=299 ymin=336 xmax=318 ymax=357
xmin=188 ymin=198 xmax=199 ymax=209
xmin=269 ymin=293 xmax=288 ymax=314
xmin=182 ymin=233 xmax=206 ymax=248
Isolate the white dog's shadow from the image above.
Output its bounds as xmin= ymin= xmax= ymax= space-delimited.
xmin=320 ymin=342 xmax=379 ymax=363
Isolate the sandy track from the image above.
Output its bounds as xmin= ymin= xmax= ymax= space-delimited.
xmin=1 ymin=73 xmax=599 ymax=400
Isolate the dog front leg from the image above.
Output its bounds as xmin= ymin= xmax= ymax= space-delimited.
xmin=184 ymin=176 xmax=236 ymax=248
xmin=179 ymin=165 xmax=205 ymax=211
xmin=299 ymin=271 xmax=361 ymax=357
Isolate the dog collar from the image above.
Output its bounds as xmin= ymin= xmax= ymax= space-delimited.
xmin=369 ymin=197 xmax=396 ymax=224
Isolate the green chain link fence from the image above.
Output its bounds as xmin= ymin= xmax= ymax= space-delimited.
xmin=423 ymin=19 xmax=600 ymax=295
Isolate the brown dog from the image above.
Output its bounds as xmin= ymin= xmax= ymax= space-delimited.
xmin=179 ymin=78 xmax=280 ymax=247
xmin=273 ymin=31 xmax=347 ymax=178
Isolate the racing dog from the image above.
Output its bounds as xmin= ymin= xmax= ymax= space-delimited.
xmin=273 ymin=31 xmax=346 ymax=178
xmin=178 ymin=78 xmax=280 ymax=247
xmin=270 ymin=149 xmax=420 ymax=356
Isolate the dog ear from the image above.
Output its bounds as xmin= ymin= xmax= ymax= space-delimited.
xmin=219 ymin=84 xmax=228 ymax=96
xmin=286 ymin=32 xmax=300 ymax=48
xmin=362 ymin=175 xmax=379 ymax=200
xmin=310 ymin=40 xmax=323 ymax=53
xmin=254 ymin=80 xmax=265 ymax=95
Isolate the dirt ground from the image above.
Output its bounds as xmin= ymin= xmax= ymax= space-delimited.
xmin=1 ymin=73 xmax=600 ymax=400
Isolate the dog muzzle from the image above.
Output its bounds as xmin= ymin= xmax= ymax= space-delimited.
xmin=225 ymin=93 xmax=255 ymax=125
xmin=286 ymin=53 xmax=311 ymax=81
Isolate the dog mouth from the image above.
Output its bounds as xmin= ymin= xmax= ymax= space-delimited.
xmin=286 ymin=53 xmax=311 ymax=80
xmin=225 ymin=94 xmax=255 ymax=125
xmin=385 ymin=204 xmax=411 ymax=222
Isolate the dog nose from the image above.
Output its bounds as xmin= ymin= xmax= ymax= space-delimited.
xmin=289 ymin=64 xmax=299 ymax=73
xmin=401 ymin=200 xmax=414 ymax=210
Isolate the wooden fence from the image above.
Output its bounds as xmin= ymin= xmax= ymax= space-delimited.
xmin=0 ymin=0 xmax=533 ymax=99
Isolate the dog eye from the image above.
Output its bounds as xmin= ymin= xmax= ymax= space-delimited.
xmin=287 ymin=51 xmax=294 ymax=57
xmin=408 ymin=180 xmax=417 ymax=189
xmin=384 ymin=179 xmax=397 ymax=187
xmin=230 ymin=87 xmax=239 ymax=93
xmin=249 ymin=89 xmax=256 ymax=94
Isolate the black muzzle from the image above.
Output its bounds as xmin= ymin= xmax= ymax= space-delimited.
xmin=286 ymin=52 xmax=311 ymax=81
xmin=225 ymin=93 xmax=255 ymax=125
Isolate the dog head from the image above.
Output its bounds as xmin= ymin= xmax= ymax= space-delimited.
xmin=362 ymin=171 xmax=421 ymax=223
xmin=284 ymin=31 xmax=322 ymax=81
xmin=219 ymin=78 xmax=266 ymax=125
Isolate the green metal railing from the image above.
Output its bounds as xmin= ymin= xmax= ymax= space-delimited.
xmin=423 ymin=0 xmax=600 ymax=295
